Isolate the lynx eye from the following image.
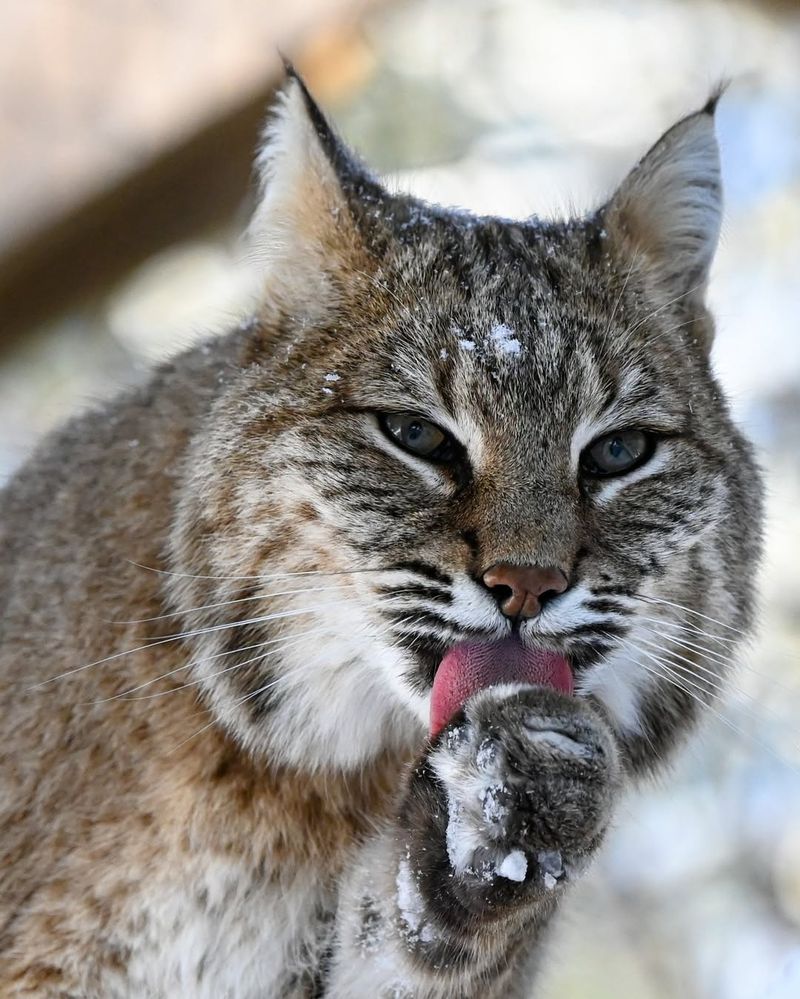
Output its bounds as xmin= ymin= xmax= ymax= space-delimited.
xmin=580 ymin=429 xmax=653 ymax=477
xmin=379 ymin=413 xmax=457 ymax=462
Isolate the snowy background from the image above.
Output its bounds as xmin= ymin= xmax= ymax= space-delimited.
xmin=1 ymin=1 xmax=799 ymax=996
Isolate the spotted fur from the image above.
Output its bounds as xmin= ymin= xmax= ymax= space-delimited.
xmin=0 ymin=73 xmax=762 ymax=996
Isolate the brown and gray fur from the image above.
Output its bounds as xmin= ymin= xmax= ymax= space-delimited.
xmin=0 ymin=72 xmax=763 ymax=997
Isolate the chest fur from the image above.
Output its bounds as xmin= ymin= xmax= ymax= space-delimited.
xmin=114 ymin=743 xmax=404 ymax=998
xmin=123 ymin=859 xmax=333 ymax=999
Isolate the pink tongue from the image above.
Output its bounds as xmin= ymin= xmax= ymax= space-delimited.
xmin=430 ymin=639 xmax=573 ymax=738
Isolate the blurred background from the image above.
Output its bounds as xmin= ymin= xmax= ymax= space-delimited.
xmin=1 ymin=1 xmax=799 ymax=995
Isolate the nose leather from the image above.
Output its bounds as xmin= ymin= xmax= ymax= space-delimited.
xmin=482 ymin=563 xmax=569 ymax=619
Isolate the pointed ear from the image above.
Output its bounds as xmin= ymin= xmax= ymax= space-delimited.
xmin=602 ymin=98 xmax=722 ymax=348
xmin=248 ymin=70 xmax=376 ymax=327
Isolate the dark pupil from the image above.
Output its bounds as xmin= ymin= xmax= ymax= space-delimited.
xmin=407 ymin=421 xmax=425 ymax=442
xmin=609 ymin=437 xmax=625 ymax=459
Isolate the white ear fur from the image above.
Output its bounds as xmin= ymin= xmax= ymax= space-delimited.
xmin=605 ymin=105 xmax=722 ymax=307
xmin=248 ymin=78 xmax=356 ymax=326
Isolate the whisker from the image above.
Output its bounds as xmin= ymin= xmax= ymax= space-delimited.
xmin=163 ymin=613 xmax=416 ymax=755
xmin=147 ymin=593 xmax=417 ymax=644
xmin=633 ymin=633 xmax=789 ymax=731
xmin=604 ymin=250 xmax=640 ymax=339
xmin=627 ymin=645 xmax=715 ymax=708
xmin=85 ymin=625 xmax=337 ymax=703
xmin=126 ymin=559 xmax=383 ymax=583
xmin=649 ymin=625 xmax=799 ymax=694
xmin=31 ymin=633 xmax=206 ymax=689
xmin=618 ymin=636 xmax=800 ymax=773
xmin=635 ymin=613 xmax=739 ymax=650
xmin=33 ymin=592 xmax=417 ymax=689
xmin=117 ymin=629 xmax=348 ymax=701
xmin=634 ymin=652 xmax=760 ymax=746
xmin=632 ymin=592 xmax=754 ymax=642
xmin=648 ymin=632 xmax=751 ymax=692
xmin=617 ymin=279 xmax=708 ymax=347
xmin=111 ymin=581 xmax=363 ymax=626
xmin=647 ymin=317 xmax=701 ymax=347
xmin=227 ymin=624 xmax=385 ymax=712
xmin=165 ymin=718 xmax=220 ymax=756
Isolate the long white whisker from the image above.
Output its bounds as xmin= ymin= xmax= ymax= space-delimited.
xmin=164 ymin=613 xmax=417 ymax=755
xmin=604 ymin=250 xmax=640 ymax=339
xmin=147 ymin=593 xmax=417 ymax=644
xmin=33 ymin=592 xmax=417 ymax=688
xmin=619 ymin=636 xmax=800 ymax=773
xmin=126 ymin=559 xmax=382 ymax=583
xmin=616 ymin=634 xmax=715 ymax=704
xmin=165 ymin=718 xmax=219 ymax=756
xmin=637 ymin=634 xmax=727 ymax=686
xmin=112 ymin=582 xmax=364 ymax=626
xmin=649 ymin=624 xmax=796 ymax=691
xmin=618 ymin=279 xmax=708 ymax=347
xmin=86 ymin=625 xmax=338 ymax=703
xmin=647 ymin=317 xmax=701 ymax=347
xmin=633 ymin=593 xmax=753 ymax=641
xmin=118 ymin=630 xmax=350 ymax=701
xmin=31 ymin=633 xmax=205 ymax=689
xmin=634 ymin=633 xmax=782 ymax=724
xmin=233 ymin=614 xmax=421 ymax=711
xmin=638 ymin=632 xmax=800 ymax=738
xmin=635 ymin=613 xmax=739 ymax=650
xmin=621 ymin=640 xmax=749 ymax=740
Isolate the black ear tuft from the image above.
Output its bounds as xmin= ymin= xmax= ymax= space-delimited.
xmin=276 ymin=59 xmax=367 ymax=187
xmin=702 ymin=79 xmax=731 ymax=117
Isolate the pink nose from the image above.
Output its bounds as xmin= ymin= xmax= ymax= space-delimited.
xmin=482 ymin=563 xmax=568 ymax=619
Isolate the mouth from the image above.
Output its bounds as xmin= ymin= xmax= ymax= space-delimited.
xmin=429 ymin=638 xmax=574 ymax=738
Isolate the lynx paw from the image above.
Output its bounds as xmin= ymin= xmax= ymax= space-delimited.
xmin=429 ymin=684 xmax=619 ymax=891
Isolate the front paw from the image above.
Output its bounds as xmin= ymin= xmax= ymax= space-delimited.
xmin=428 ymin=685 xmax=620 ymax=894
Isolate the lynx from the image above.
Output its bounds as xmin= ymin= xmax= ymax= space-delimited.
xmin=0 ymin=71 xmax=762 ymax=997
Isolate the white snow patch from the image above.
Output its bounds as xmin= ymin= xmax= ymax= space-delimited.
xmin=458 ymin=338 xmax=476 ymax=351
xmin=419 ymin=923 xmax=435 ymax=943
xmin=537 ymin=849 xmax=564 ymax=890
xmin=439 ymin=347 xmax=448 ymax=360
xmin=396 ymin=859 xmax=425 ymax=933
xmin=324 ymin=372 xmax=340 ymax=382
xmin=396 ymin=859 xmax=436 ymax=944
xmin=497 ymin=850 xmax=527 ymax=882
xmin=445 ymin=796 xmax=482 ymax=874
xmin=490 ymin=323 xmax=522 ymax=355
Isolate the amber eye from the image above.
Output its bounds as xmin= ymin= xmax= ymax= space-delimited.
xmin=379 ymin=413 xmax=458 ymax=462
xmin=580 ymin=429 xmax=654 ymax=477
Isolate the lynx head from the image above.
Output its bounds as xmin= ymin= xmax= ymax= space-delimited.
xmin=170 ymin=73 xmax=762 ymax=772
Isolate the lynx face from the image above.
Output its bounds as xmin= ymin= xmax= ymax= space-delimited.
xmin=170 ymin=78 xmax=762 ymax=772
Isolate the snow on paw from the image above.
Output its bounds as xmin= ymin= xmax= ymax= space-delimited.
xmin=430 ymin=683 xmax=619 ymax=889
